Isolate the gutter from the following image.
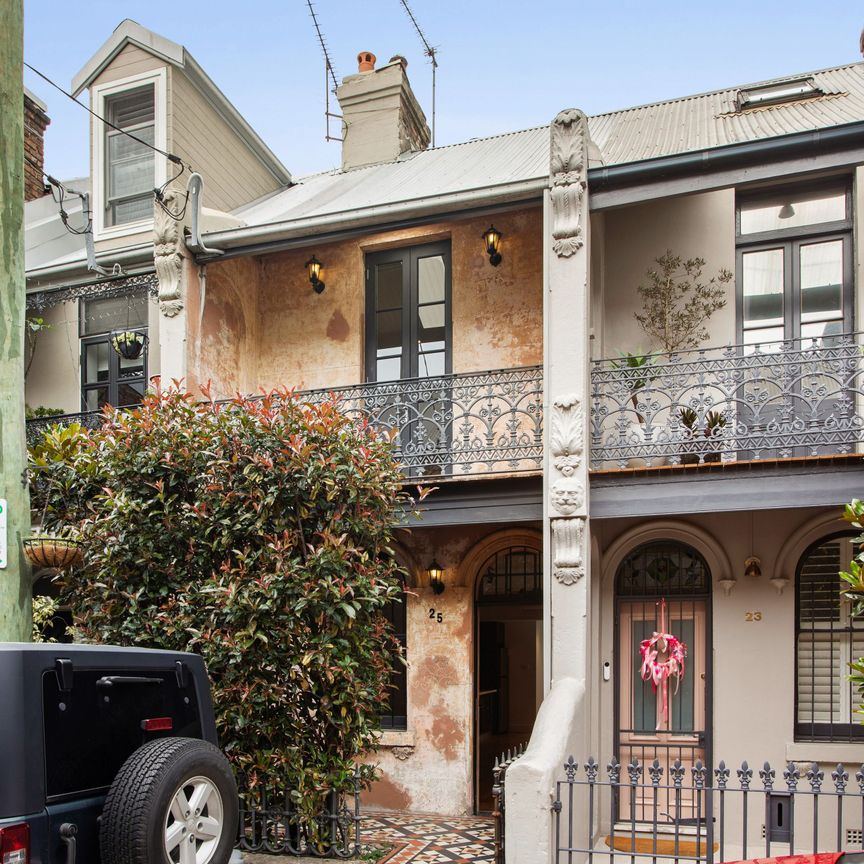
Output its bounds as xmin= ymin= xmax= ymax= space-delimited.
xmin=26 ymin=244 xmax=154 ymax=291
xmin=589 ymin=121 xmax=864 ymax=189
xmin=194 ymin=121 xmax=864 ymax=262
xmin=194 ymin=177 xmax=548 ymax=261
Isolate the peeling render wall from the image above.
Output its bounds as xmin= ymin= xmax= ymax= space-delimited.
xmin=599 ymin=190 xmax=736 ymax=358
xmin=361 ymin=521 xmax=541 ymax=816
xmin=197 ymin=207 xmax=542 ymax=396
xmin=191 ymin=256 xmax=260 ymax=397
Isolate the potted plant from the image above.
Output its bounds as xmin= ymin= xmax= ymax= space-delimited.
xmin=704 ymin=410 xmax=727 ymax=463
xmin=677 ymin=407 xmax=727 ymax=464
xmin=635 ymin=251 xmax=732 ymax=354
xmin=612 ymin=352 xmax=656 ymax=467
xmin=110 ymin=329 xmax=147 ymax=360
xmin=24 ymin=468 xmax=83 ymax=571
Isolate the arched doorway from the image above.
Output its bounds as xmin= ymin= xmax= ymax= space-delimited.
xmin=614 ymin=540 xmax=711 ymax=824
xmin=474 ymin=543 xmax=543 ymax=812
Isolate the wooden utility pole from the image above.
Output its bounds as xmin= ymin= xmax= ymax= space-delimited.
xmin=0 ymin=0 xmax=32 ymax=641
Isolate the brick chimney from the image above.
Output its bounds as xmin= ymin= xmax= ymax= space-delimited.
xmin=24 ymin=88 xmax=50 ymax=201
xmin=336 ymin=52 xmax=430 ymax=171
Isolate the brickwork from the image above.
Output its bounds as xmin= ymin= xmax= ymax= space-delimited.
xmin=24 ymin=94 xmax=49 ymax=201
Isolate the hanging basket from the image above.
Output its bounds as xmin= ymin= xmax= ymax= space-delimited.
xmin=110 ymin=329 xmax=147 ymax=360
xmin=23 ymin=536 xmax=83 ymax=570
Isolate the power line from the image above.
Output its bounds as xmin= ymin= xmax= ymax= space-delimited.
xmin=23 ymin=61 xmax=190 ymax=172
xmin=397 ymin=0 xmax=439 ymax=146
xmin=24 ymin=153 xmax=91 ymax=236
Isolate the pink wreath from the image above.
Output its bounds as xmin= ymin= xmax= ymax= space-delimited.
xmin=639 ymin=599 xmax=687 ymax=728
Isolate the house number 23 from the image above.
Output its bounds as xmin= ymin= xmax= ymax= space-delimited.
xmin=744 ymin=611 xmax=763 ymax=622
xmin=428 ymin=608 xmax=443 ymax=623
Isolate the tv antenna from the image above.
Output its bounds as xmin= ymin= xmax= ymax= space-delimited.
xmin=305 ymin=0 xmax=342 ymax=142
xmin=398 ymin=0 xmax=439 ymax=146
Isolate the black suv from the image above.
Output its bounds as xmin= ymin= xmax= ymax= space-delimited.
xmin=0 ymin=643 xmax=238 ymax=864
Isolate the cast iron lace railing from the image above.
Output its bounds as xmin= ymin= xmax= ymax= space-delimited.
xmin=591 ymin=334 xmax=864 ymax=469
xmin=302 ymin=366 xmax=544 ymax=478
xmin=26 ymin=366 xmax=544 ymax=480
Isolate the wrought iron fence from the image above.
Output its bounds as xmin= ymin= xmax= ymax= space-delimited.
xmin=493 ymin=744 xmax=526 ymax=864
xmin=554 ymin=756 xmax=864 ymax=864
xmin=26 ymin=409 xmax=104 ymax=447
xmin=591 ymin=335 xmax=864 ymax=469
xmin=237 ymin=770 xmax=362 ymax=858
xmin=302 ymin=366 xmax=544 ymax=478
xmin=24 ymin=366 xmax=543 ymax=480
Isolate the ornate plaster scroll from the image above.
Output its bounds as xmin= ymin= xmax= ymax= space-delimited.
xmin=154 ymin=189 xmax=186 ymax=317
xmin=391 ymin=746 xmax=414 ymax=761
xmin=552 ymin=517 xmax=585 ymax=585
xmin=550 ymin=393 xmax=583 ymax=476
xmin=549 ymin=108 xmax=588 ymax=258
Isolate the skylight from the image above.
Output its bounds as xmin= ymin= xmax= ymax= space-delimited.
xmin=737 ymin=78 xmax=822 ymax=110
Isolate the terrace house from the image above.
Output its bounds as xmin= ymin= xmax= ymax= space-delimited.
xmin=24 ymin=22 xmax=864 ymax=864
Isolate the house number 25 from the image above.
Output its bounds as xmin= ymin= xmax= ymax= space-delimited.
xmin=428 ymin=608 xmax=443 ymax=623
xmin=744 ymin=611 xmax=763 ymax=622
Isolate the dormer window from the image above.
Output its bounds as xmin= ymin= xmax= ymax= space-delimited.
xmin=91 ymin=68 xmax=166 ymax=239
xmin=104 ymin=86 xmax=155 ymax=226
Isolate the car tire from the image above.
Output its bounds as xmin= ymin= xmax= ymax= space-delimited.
xmin=100 ymin=736 xmax=238 ymax=864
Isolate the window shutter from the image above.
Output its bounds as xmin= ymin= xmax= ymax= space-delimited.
xmin=796 ymin=536 xmax=864 ymax=739
xmin=104 ymin=85 xmax=156 ymax=227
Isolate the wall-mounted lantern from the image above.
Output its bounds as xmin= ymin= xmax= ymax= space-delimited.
xmin=427 ymin=559 xmax=445 ymax=595
xmin=744 ymin=556 xmax=762 ymax=579
xmin=304 ymin=255 xmax=326 ymax=294
xmin=482 ymin=225 xmax=503 ymax=267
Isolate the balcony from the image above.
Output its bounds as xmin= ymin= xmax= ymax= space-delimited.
xmin=590 ymin=333 xmax=864 ymax=471
xmin=303 ymin=366 xmax=544 ymax=480
xmin=25 ymin=366 xmax=545 ymax=481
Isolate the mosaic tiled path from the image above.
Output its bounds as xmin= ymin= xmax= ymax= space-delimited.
xmin=365 ymin=812 xmax=495 ymax=864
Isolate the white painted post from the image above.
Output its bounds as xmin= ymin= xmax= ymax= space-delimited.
xmin=153 ymin=189 xmax=188 ymax=384
xmin=507 ymin=108 xmax=593 ymax=864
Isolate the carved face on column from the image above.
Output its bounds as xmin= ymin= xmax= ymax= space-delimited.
xmin=550 ymin=476 xmax=585 ymax=517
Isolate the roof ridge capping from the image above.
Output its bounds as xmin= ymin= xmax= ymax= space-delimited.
xmin=589 ymin=60 xmax=863 ymax=120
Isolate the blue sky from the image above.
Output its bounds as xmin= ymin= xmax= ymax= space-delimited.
xmin=24 ymin=0 xmax=862 ymax=182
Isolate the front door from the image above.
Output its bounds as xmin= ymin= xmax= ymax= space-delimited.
xmin=474 ymin=544 xmax=543 ymax=813
xmin=615 ymin=541 xmax=711 ymax=825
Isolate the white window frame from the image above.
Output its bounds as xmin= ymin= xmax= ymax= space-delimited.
xmin=91 ymin=68 xmax=167 ymax=241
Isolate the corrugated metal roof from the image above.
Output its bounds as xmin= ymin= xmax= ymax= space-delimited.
xmin=589 ymin=63 xmax=864 ymax=165
xmin=234 ymin=125 xmax=550 ymax=227
xmin=25 ymin=61 xmax=864 ymax=276
xmin=236 ymin=62 xmax=864 ymax=229
xmin=25 ymin=180 xmax=88 ymax=272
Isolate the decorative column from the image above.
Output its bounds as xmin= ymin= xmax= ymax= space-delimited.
xmin=153 ymin=189 xmax=189 ymax=384
xmin=544 ymin=108 xmax=591 ymax=690
xmin=506 ymin=109 xmax=594 ymax=864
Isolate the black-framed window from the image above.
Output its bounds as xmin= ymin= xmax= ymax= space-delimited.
xmin=380 ymin=590 xmax=407 ymax=730
xmin=795 ymin=533 xmax=864 ymax=742
xmin=80 ymin=294 xmax=148 ymax=411
xmin=365 ymin=241 xmax=451 ymax=382
xmin=736 ymin=184 xmax=853 ymax=347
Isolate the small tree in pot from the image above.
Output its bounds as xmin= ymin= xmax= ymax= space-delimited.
xmin=635 ymin=250 xmax=732 ymax=354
